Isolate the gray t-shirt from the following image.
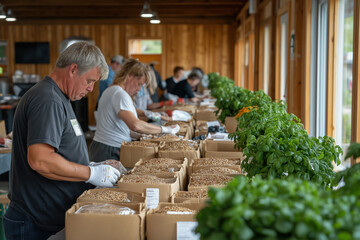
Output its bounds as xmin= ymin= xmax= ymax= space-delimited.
xmin=94 ymin=85 xmax=138 ymax=147
xmin=8 ymin=76 xmax=89 ymax=231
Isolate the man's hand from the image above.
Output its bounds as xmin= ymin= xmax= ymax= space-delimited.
xmin=86 ymin=165 xmax=121 ymax=187
xmin=161 ymin=124 xmax=180 ymax=135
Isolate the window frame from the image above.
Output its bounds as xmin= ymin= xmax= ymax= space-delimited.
xmin=275 ymin=3 xmax=291 ymax=101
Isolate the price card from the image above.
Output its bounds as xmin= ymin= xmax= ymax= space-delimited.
xmin=146 ymin=188 xmax=159 ymax=210
xmin=177 ymin=221 xmax=200 ymax=240
xmin=206 ymin=121 xmax=221 ymax=127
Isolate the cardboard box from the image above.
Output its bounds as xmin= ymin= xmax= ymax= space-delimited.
xmin=195 ymin=109 xmax=218 ymax=121
xmin=189 ymin=158 xmax=242 ymax=175
xmin=0 ymin=120 xmax=5 ymax=136
xmin=146 ymin=202 xmax=205 ymax=240
xmin=158 ymin=148 xmax=200 ymax=164
xmin=76 ymin=188 xmax=145 ymax=204
xmin=204 ymin=139 xmax=243 ymax=159
xmin=194 ymin=129 xmax=208 ymax=137
xmin=164 ymin=120 xmax=194 ymax=137
xmin=117 ymin=173 xmax=179 ymax=202
xmin=171 ymin=191 xmax=209 ymax=203
xmin=141 ymin=135 xmax=182 ymax=143
xmin=187 ymin=174 xmax=234 ymax=191
xmin=131 ymin=159 xmax=188 ymax=191
xmin=120 ymin=142 xmax=158 ymax=168
xmin=190 ymin=165 xmax=242 ymax=177
xmin=65 ymin=202 xmax=145 ymax=240
xmin=225 ymin=116 xmax=237 ymax=133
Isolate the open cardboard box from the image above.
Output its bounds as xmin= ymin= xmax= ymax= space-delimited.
xmin=119 ymin=141 xmax=158 ymax=168
xmin=131 ymin=158 xmax=188 ymax=191
xmin=76 ymin=188 xmax=145 ymax=204
xmin=187 ymin=174 xmax=234 ymax=191
xmin=117 ymin=173 xmax=179 ymax=202
xmin=171 ymin=191 xmax=209 ymax=203
xmin=146 ymin=202 xmax=205 ymax=240
xmin=65 ymin=202 xmax=145 ymax=240
xmin=204 ymin=139 xmax=243 ymax=159
xmin=194 ymin=108 xmax=218 ymax=121
xmin=190 ymin=165 xmax=242 ymax=177
xmin=158 ymin=143 xmax=200 ymax=165
xmin=189 ymin=157 xmax=242 ymax=175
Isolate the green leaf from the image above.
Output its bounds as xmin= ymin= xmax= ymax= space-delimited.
xmin=274 ymin=218 xmax=293 ymax=234
xmin=295 ymin=222 xmax=308 ymax=238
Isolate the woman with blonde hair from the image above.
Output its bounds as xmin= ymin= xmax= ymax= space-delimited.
xmin=89 ymin=58 xmax=179 ymax=163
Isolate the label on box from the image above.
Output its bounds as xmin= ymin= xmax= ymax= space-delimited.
xmin=177 ymin=221 xmax=200 ymax=240
xmin=146 ymin=188 xmax=159 ymax=210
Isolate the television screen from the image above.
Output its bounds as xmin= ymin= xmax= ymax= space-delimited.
xmin=15 ymin=42 xmax=50 ymax=64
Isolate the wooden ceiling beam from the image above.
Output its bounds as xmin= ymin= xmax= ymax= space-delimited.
xmin=2 ymin=0 xmax=246 ymax=7
xmin=2 ymin=16 xmax=236 ymax=25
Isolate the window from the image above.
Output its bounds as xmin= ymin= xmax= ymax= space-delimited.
xmin=128 ymin=39 xmax=162 ymax=55
xmin=244 ymin=40 xmax=249 ymax=89
xmin=279 ymin=13 xmax=288 ymax=101
xmin=310 ymin=0 xmax=328 ymax=137
xmin=335 ymin=0 xmax=354 ymax=167
xmin=260 ymin=24 xmax=271 ymax=95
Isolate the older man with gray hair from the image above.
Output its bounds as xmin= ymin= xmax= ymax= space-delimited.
xmin=4 ymin=41 xmax=121 ymax=240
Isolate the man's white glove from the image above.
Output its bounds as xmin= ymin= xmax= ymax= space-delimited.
xmin=161 ymin=124 xmax=180 ymax=135
xmin=144 ymin=110 xmax=161 ymax=122
xmin=86 ymin=165 xmax=121 ymax=187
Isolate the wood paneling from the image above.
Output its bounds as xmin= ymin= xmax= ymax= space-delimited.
xmin=352 ymin=0 xmax=360 ymax=164
xmin=0 ymin=23 xmax=235 ymax=126
xmin=326 ymin=0 xmax=339 ymax=138
xmin=301 ymin=0 xmax=312 ymax=133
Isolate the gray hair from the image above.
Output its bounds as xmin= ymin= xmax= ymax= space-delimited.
xmin=56 ymin=41 xmax=108 ymax=80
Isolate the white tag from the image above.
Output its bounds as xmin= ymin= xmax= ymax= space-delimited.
xmin=177 ymin=222 xmax=200 ymax=240
xmin=146 ymin=188 xmax=159 ymax=210
xmin=70 ymin=119 xmax=83 ymax=136
xmin=167 ymin=211 xmax=193 ymax=215
xmin=206 ymin=121 xmax=221 ymax=127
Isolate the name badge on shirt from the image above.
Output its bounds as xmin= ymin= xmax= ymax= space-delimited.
xmin=70 ymin=119 xmax=83 ymax=136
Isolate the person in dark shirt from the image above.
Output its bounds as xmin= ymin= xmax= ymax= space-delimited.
xmin=170 ymin=72 xmax=201 ymax=102
xmin=4 ymin=42 xmax=121 ymax=240
xmin=165 ymin=66 xmax=184 ymax=94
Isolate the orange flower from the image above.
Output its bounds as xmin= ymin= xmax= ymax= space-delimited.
xmin=235 ymin=106 xmax=258 ymax=118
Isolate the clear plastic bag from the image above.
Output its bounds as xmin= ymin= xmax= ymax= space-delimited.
xmin=75 ymin=204 xmax=136 ymax=215
xmin=90 ymin=160 xmax=128 ymax=175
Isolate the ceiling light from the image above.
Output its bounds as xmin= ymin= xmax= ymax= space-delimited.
xmin=141 ymin=1 xmax=153 ymax=18
xmin=150 ymin=12 xmax=160 ymax=24
xmin=0 ymin=5 xmax=6 ymax=19
xmin=5 ymin=9 xmax=16 ymax=22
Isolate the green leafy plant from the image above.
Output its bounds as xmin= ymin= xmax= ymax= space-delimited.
xmin=214 ymin=86 xmax=251 ymax=123
xmin=196 ymin=176 xmax=339 ymax=240
xmin=229 ymin=97 xmax=341 ymax=187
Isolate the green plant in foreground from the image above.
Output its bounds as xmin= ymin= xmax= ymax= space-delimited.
xmin=196 ymin=176 xmax=337 ymax=240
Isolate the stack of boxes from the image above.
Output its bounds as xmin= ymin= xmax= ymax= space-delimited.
xmin=66 ymin=100 xmax=246 ymax=239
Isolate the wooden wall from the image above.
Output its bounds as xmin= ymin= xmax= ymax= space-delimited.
xmin=0 ymin=23 xmax=235 ymax=125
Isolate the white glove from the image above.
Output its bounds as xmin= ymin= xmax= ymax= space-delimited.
xmin=86 ymin=165 xmax=121 ymax=187
xmin=144 ymin=110 xmax=161 ymax=122
xmin=161 ymin=124 xmax=180 ymax=135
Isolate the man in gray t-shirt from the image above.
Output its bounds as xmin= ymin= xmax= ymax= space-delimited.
xmin=4 ymin=42 xmax=121 ymax=240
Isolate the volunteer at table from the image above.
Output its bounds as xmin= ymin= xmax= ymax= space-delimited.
xmin=4 ymin=42 xmax=120 ymax=240
xmin=89 ymin=58 xmax=180 ymax=163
